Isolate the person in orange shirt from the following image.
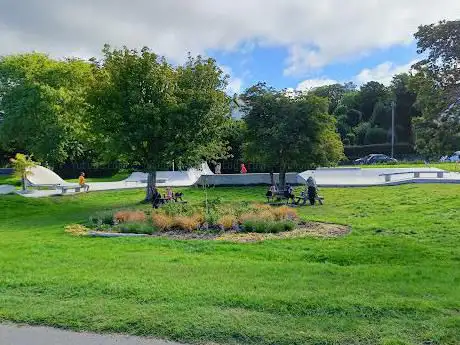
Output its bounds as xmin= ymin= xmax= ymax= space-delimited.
xmin=78 ymin=172 xmax=90 ymax=192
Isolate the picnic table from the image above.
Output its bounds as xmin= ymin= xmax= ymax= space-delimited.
xmin=266 ymin=191 xmax=292 ymax=205
xmin=153 ymin=193 xmax=187 ymax=208
xmin=266 ymin=190 xmax=324 ymax=206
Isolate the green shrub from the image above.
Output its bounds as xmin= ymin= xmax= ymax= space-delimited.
xmin=89 ymin=210 xmax=115 ymax=226
xmin=233 ymin=201 xmax=253 ymax=217
xmin=243 ymin=220 xmax=296 ymax=234
xmin=162 ymin=202 xmax=195 ymax=216
xmin=204 ymin=209 xmax=220 ymax=226
xmin=279 ymin=220 xmax=296 ymax=232
xmin=203 ymin=197 xmax=222 ymax=210
xmin=114 ymin=222 xmax=155 ymax=235
xmin=242 ymin=219 xmax=267 ymax=233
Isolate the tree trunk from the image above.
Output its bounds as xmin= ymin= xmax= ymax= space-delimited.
xmin=21 ymin=174 xmax=26 ymax=191
xmin=270 ymin=171 xmax=275 ymax=186
xmin=145 ymin=170 xmax=157 ymax=202
xmin=279 ymin=168 xmax=287 ymax=191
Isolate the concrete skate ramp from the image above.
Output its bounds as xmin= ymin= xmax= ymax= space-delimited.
xmin=298 ymin=167 xmax=460 ymax=187
xmin=26 ymin=165 xmax=79 ymax=188
xmin=124 ymin=163 xmax=214 ymax=187
xmin=197 ymin=172 xmax=301 ymax=186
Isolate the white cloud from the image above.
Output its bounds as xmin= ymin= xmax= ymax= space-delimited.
xmin=0 ymin=0 xmax=459 ymax=76
xmin=355 ymin=59 xmax=419 ymax=85
xmin=226 ymin=77 xmax=243 ymax=95
xmin=220 ymin=65 xmax=243 ymax=95
xmin=296 ymin=78 xmax=339 ymax=91
xmin=293 ymin=59 xmax=419 ymax=91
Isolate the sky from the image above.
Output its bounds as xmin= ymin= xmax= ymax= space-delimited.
xmin=1 ymin=1 xmax=460 ymax=95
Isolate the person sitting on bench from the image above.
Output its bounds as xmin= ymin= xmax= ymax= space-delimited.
xmin=284 ymin=184 xmax=295 ymax=203
xmin=174 ymin=192 xmax=184 ymax=202
xmin=165 ymin=187 xmax=174 ymax=201
xmin=266 ymin=184 xmax=278 ymax=201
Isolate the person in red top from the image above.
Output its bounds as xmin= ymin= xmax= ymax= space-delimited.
xmin=240 ymin=163 xmax=247 ymax=174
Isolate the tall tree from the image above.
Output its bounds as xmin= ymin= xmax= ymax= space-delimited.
xmin=410 ymin=20 xmax=460 ymax=157
xmin=370 ymin=101 xmax=392 ymax=130
xmin=414 ymin=20 xmax=460 ymax=89
xmin=88 ymin=46 xmax=230 ymax=201
xmin=242 ymin=83 xmax=343 ymax=188
xmin=311 ymin=83 xmax=349 ymax=114
xmin=0 ymin=53 xmax=93 ymax=166
xmin=409 ymin=69 xmax=460 ymax=157
xmin=221 ymin=119 xmax=246 ymax=171
xmin=390 ymin=73 xmax=419 ymax=143
xmin=358 ymin=81 xmax=389 ymax=121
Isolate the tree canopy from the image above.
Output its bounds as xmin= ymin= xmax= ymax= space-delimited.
xmin=1 ymin=18 xmax=459 ymax=177
xmin=88 ymin=46 xmax=231 ymax=199
xmin=415 ymin=19 xmax=460 ymax=88
xmin=0 ymin=53 xmax=93 ymax=166
xmin=241 ymin=83 xmax=343 ymax=187
xmin=410 ymin=20 xmax=460 ymax=157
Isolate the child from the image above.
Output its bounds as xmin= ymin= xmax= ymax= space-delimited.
xmin=165 ymin=187 xmax=173 ymax=200
xmin=78 ymin=172 xmax=90 ymax=192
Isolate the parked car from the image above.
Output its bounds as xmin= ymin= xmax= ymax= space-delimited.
xmin=440 ymin=151 xmax=460 ymax=162
xmin=354 ymin=154 xmax=398 ymax=165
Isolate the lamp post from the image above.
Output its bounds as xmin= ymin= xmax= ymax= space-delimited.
xmin=391 ymin=101 xmax=395 ymax=158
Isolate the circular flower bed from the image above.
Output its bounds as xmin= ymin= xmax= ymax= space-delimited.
xmin=66 ymin=200 xmax=350 ymax=241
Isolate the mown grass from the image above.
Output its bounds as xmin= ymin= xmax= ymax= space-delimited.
xmin=357 ymin=162 xmax=460 ymax=172
xmin=0 ymin=186 xmax=459 ymax=345
xmin=0 ymin=175 xmax=21 ymax=187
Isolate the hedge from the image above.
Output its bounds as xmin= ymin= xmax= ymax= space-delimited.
xmin=344 ymin=143 xmax=416 ymax=160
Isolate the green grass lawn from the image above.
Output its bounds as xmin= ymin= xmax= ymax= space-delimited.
xmin=0 ymin=175 xmax=22 ymax=187
xmin=0 ymin=186 xmax=459 ymax=345
xmin=357 ymin=162 xmax=460 ymax=172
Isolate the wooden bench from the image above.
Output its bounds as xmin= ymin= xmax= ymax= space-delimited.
xmin=153 ymin=193 xmax=188 ymax=208
xmin=267 ymin=192 xmax=291 ymax=204
xmin=380 ymin=171 xmax=445 ymax=182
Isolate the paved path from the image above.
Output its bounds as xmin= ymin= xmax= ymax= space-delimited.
xmin=0 ymin=324 xmax=186 ymax=345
